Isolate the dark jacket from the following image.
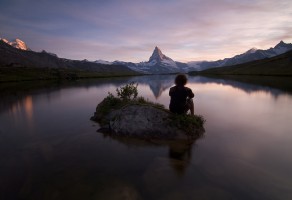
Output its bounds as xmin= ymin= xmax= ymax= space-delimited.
xmin=169 ymin=86 xmax=194 ymax=114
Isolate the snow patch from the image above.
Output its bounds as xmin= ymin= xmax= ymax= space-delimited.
xmin=95 ymin=59 xmax=113 ymax=65
xmin=1 ymin=38 xmax=30 ymax=50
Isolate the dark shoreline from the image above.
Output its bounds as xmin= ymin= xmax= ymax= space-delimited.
xmin=191 ymin=74 xmax=292 ymax=94
xmin=0 ymin=66 xmax=142 ymax=83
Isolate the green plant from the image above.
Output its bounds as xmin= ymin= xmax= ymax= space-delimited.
xmin=137 ymin=96 xmax=147 ymax=104
xmin=170 ymin=114 xmax=206 ymax=134
xmin=95 ymin=83 xmax=166 ymax=121
xmin=97 ymin=93 xmax=123 ymax=115
xmin=116 ymin=82 xmax=138 ymax=100
xmin=95 ymin=84 xmax=139 ymax=123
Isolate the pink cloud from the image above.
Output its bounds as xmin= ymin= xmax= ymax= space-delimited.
xmin=1 ymin=0 xmax=292 ymax=62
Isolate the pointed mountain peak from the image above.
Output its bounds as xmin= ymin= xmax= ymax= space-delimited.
xmin=274 ymin=40 xmax=290 ymax=49
xmin=149 ymin=46 xmax=172 ymax=62
xmin=154 ymin=46 xmax=160 ymax=51
xmin=152 ymin=46 xmax=163 ymax=55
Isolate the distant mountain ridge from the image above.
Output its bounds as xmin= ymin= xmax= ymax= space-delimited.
xmin=190 ymin=41 xmax=292 ymax=71
xmin=97 ymin=41 xmax=292 ymax=74
xmin=1 ymin=36 xmax=291 ymax=75
xmin=193 ymin=49 xmax=292 ymax=76
xmin=0 ymin=40 xmax=138 ymax=80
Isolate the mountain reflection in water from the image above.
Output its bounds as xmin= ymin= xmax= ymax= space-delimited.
xmin=1 ymin=75 xmax=291 ymax=113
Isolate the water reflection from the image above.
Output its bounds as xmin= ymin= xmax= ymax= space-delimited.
xmin=8 ymin=95 xmax=35 ymax=132
xmin=188 ymin=76 xmax=292 ymax=97
xmin=100 ymin=131 xmax=202 ymax=176
xmin=128 ymin=75 xmax=175 ymax=98
xmin=128 ymin=75 xmax=292 ymax=98
xmin=10 ymin=96 xmax=34 ymax=119
xmin=0 ymin=75 xmax=292 ymax=199
xmin=168 ymin=141 xmax=193 ymax=176
xmin=1 ymin=75 xmax=291 ymax=114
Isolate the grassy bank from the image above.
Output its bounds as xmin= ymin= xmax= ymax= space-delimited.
xmin=0 ymin=66 xmax=139 ymax=82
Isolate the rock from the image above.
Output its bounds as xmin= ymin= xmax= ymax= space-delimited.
xmin=109 ymin=104 xmax=180 ymax=139
xmin=91 ymin=98 xmax=205 ymax=140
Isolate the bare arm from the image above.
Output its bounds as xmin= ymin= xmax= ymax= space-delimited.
xmin=187 ymin=88 xmax=194 ymax=99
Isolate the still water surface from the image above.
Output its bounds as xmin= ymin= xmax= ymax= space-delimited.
xmin=0 ymin=75 xmax=292 ymax=200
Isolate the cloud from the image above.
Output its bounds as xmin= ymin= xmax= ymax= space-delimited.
xmin=1 ymin=0 xmax=292 ymax=62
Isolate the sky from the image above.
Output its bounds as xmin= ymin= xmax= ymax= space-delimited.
xmin=1 ymin=0 xmax=292 ymax=62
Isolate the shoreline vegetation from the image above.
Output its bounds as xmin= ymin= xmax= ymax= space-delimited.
xmin=0 ymin=66 xmax=141 ymax=82
xmin=1 ymin=65 xmax=291 ymax=83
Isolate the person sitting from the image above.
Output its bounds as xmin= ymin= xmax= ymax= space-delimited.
xmin=169 ymin=74 xmax=194 ymax=115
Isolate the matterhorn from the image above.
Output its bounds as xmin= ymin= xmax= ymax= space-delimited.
xmin=134 ymin=46 xmax=181 ymax=74
xmin=149 ymin=46 xmax=174 ymax=62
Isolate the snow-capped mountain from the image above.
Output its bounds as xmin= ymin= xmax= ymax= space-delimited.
xmin=149 ymin=46 xmax=173 ymax=62
xmin=137 ymin=47 xmax=180 ymax=73
xmin=0 ymin=38 xmax=30 ymax=50
xmin=114 ymin=46 xmax=185 ymax=74
xmin=109 ymin=41 xmax=292 ymax=73
xmin=94 ymin=59 xmax=113 ymax=65
xmin=191 ymin=41 xmax=292 ymax=71
xmin=3 ymin=37 xmax=289 ymax=74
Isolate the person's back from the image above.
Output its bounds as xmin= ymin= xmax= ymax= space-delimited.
xmin=169 ymin=74 xmax=194 ymax=115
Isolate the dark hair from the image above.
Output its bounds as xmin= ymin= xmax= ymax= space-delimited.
xmin=175 ymin=74 xmax=187 ymax=86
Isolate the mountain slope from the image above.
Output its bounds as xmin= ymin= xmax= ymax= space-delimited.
xmin=194 ymin=49 xmax=292 ymax=76
xmin=2 ymin=37 xmax=291 ymax=77
xmin=192 ymin=41 xmax=292 ymax=71
xmin=0 ymin=40 xmax=138 ymax=81
xmin=98 ymin=41 xmax=292 ymax=74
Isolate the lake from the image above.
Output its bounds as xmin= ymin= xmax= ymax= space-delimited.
xmin=0 ymin=75 xmax=292 ymax=200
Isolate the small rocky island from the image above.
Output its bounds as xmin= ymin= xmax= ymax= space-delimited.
xmin=91 ymin=83 xmax=205 ymax=140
